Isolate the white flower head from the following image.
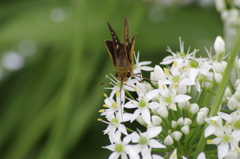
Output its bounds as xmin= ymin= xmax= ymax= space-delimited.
xmin=133 ymin=52 xmax=154 ymax=74
xmin=125 ymin=91 xmax=161 ymax=124
xmin=207 ymin=123 xmax=240 ymax=159
xmin=205 ymin=116 xmax=223 ymax=137
xmin=103 ymin=131 xmax=137 ymax=159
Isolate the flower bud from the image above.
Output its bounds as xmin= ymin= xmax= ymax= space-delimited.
xmin=233 ymin=91 xmax=240 ymax=101
xmin=204 ymin=73 xmax=213 ymax=89
xmin=197 ymin=112 xmax=206 ymax=125
xmin=152 ymin=115 xmax=162 ymax=126
xmin=199 ymin=107 xmax=209 ymax=115
xmin=237 ymin=59 xmax=240 ymax=70
xmin=164 ymin=135 xmax=174 ymax=145
xmin=154 ymin=65 xmax=166 ymax=80
xmin=215 ymin=0 xmax=226 ymax=12
xmin=136 ymin=115 xmax=146 ymax=126
xmin=236 ymin=86 xmax=240 ymax=92
xmin=221 ymin=10 xmax=228 ymax=21
xmin=213 ymin=62 xmax=226 ymax=74
xmin=157 ymin=106 xmax=168 ymax=118
xmin=150 ymin=72 xmax=158 ymax=87
xmin=177 ymin=84 xmax=187 ymax=94
xmin=234 ymin=79 xmax=240 ymax=88
xmin=189 ymin=103 xmax=199 ymax=114
xmin=224 ymin=86 xmax=232 ymax=97
xmin=178 ymin=101 xmax=190 ymax=109
xmin=171 ymin=120 xmax=178 ymax=129
xmin=177 ymin=117 xmax=184 ymax=125
xmin=227 ymin=97 xmax=238 ymax=110
xmin=214 ymin=36 xmax=225 ymax=55
xmin=214 ymin=72 xmax=222 ymax=83
xmin=181 ymin=125 xmax=189 ymax=134
xmin=171 ymin=131 xmax=182 ymax=141
xmin=184 ymin=118 xmax=192 ymax=126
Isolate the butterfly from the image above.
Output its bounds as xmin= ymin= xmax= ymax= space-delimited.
xmin=105 ymin=17 xmax=137 ymax=83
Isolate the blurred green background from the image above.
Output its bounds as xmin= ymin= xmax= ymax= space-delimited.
xmin=0 ymin=0 xmax=222 ymax=159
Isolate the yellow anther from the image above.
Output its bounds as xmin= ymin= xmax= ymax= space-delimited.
xmin=173 ymin=83 xmax=178 ymax=89
xmin=99 ymin=109 xmax=105 ymax=113
xmin=97 ymin=118 xmax=102 ymax=121
xmin=103 ymin=104 xmax=108 ymax=108
xmin=183 ymin=66 xmax=188 ymax=72
xmin=225 ymin=122 xmax=229 ymax=128
xmin=134 ymin=87 xmax=137 ymax=91
xmin=162 ymin=84 xmax=166 ymax=90
xmin=173 ymin=61 xmax=177 ymax=67
xmin=164 ymin=68 xmax=170 ymax=76
xmin=116 ymin=90 xmax=120 ymax=97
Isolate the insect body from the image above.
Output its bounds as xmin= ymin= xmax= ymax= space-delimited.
xmin=105 ymin=17 xmax=137 ymax=82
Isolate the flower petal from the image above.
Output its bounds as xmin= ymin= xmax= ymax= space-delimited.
xmin=149 ymin=139 xmax=166 ymax=148
xmin=148 ymin=126 xmax=162 ymax=138
xmin=109 ymin=152 xmax=120 ymax=159
xmin=146 ymin=89 xmax=159 ymax=100
xmin=217 ymin=143 xmax=229 ymax=159
xmin=175 ymin=94 xmax=191 ymax=102
xmin=142 ymin=109 xmax=151 ymax=125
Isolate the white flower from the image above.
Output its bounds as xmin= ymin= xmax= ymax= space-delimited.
xmin=132 ymin=127 xmax=166 ymax=158
xmin=103 ymin=112 xmax=131 ymax=135
xmin=149 ymin=82 xmax=191 ymax=111
xmin=101 ymin=95 xmax=121 ymax=118
xmin=105 ymin=75 xmax=137 ymax=101
xmin=164 ymin=61 xmax=195 ymax=88
xmin=103 ymin=131 xmax=137 ymax=159
xmin=205 ymin=116 xmax=223 ymax=137
xmin=125 ymin=91 xmax=161 ymax=124
xmin=161 ymin=38 xmax=198 ymax=65
xmin=224 ymin=149 xmax=240 ymax=159
xmin=133 ymin=52 xmax=154 ymax=74
xmin=218 ymin=111 xmax=240 ymax=130
xmin=150 ymin=65 xmax=170 ymax=86
xmin=207 ymin=123 xmax=240 ymax=159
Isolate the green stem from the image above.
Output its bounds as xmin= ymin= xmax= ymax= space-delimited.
xmin=194 ymin=32 xmax=240 ymax=158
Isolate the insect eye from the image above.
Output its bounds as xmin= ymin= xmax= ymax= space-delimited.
xmin=127 ymin=72 xmax=131 ymax=78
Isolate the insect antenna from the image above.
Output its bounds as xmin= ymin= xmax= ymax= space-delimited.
xmin=133 ymin=72 xmax=158 ymax=83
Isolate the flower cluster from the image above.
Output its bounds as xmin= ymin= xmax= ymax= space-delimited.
xmin=99 ymin=35 xmax=240 ymax=159
xmin=216 ymin=0 xmax=240 ymax=50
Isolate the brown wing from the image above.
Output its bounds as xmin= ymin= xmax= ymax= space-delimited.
xmin=107 ymin=22 xmax=121 ymax=52
xmin=128 ymin=34 xmax=137 ymax=65
xmin=124 ymin=17 xmax=130 ymax=54
xmin=105 ymin=40 xmax=116 ymax=66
